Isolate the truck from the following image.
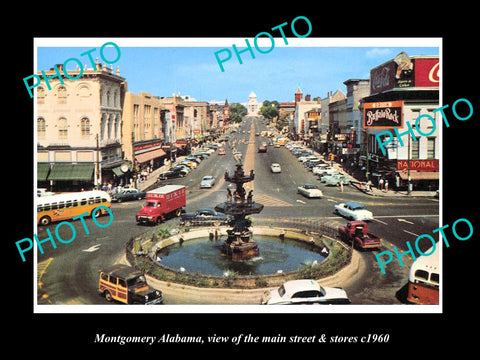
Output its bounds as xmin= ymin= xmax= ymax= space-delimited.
xmin=338 ymin=220 xmax=382 ymax=250
xmin=136 ymin=185 xmax=186 ymax=225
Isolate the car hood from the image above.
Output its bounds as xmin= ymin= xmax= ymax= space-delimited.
xmin=138 ymin=206 xmax=158 ymax=216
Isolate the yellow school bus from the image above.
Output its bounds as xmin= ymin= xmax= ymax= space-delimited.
xmin=37 ymin=190 xmax=111 ymax=226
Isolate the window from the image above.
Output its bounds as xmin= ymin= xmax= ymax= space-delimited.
xmin=411 ymin=139 xmax=419 ymax=159
xmin=414 ymin=269 xmax=429 ymax=282
xmin=291 ymin=290 xmax=322 ymax=298
xmin=38 ymin=118 xmax=46 ymax=138
xmin=118 ymin=279 xmax=126 ymax=288
xmin=81 ymin=118 xmax=90 ymax=136
xmin=57 ymin=86 xmax=67 ymax=104
xmin=109 ymin=275 xmax=117 ymax=285
xmin=427 ymin=138 xmax=435 ymax=159
xmin=430 ymin=272 xmax=439 ymax=284
xmin=101 ymin=273 xmax=108 ymax=281
xmin=58 ymin=117 xmax=68 ymax=139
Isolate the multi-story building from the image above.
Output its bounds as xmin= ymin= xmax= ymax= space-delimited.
xmin=343 ymin=79 xmax=370 ymax=147
xmin=361 ymin=53 xmax=440 ymax=190
xmin=293 ymin=89 xmax=320 ymax=140
xmin=122 ymin=91 xmax=167 ymax=172
xmin=37 ymin=62 xmax=127 ymax=191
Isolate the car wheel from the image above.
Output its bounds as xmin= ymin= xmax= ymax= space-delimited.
xmin=39 ymin=216 xmax=51 ymax=226
xmin=104 ymin=290 xmax=113 ymax=302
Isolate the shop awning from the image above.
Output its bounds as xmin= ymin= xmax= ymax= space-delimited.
xmin=135 ymin=148 xmax=166 ymax=163
xmin=37 ymin=163 xmax=50 ymax=181
xmin=47 ymin=163 xmax=94 ymax=181
xmin=398 ymin=171 xmax=439 ymax=180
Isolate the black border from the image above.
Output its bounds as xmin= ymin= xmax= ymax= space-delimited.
xmin=8 ymin=5 xmax=476 ymax=355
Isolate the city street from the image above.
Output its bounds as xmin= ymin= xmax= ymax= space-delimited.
xmin=36 ymin=117 xmax=439 ymax=306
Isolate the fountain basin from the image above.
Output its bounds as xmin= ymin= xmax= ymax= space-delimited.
xmin=148 ymin=227 xmax=328 ymax=276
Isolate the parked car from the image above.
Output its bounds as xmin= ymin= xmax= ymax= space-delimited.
xmin=218 ymin=148 xmax=226 ymax=155
xmin=270 ymin=163 xmax=282 ymax=173
xmin=334 ymin=202 xmax=373 ymax=221
xmin=260 ymin=279 xmax=351 ymax=305
xmin=298 ymin=155 xmax=318 ymax=163
xmin=171 ymin=165 xmax=190 ymax=175
xmin=319 ymin=172 xmax=343 ymax=183
xmin=111 ymin=188 xmax=146 ymax=202
xmin=313 ymin=165 xmax=334 ymax=175
xmin=180 ymin=207 xmax=230 ymax=225
xmin=297 ymin=183 xmax=323 ymax=198
xmin=324 ymin=174 xmax=351 ymax=186
xmin=158 ymin=168 xmax=184 ymax=180
xmin=200 ymin=175 xmax=216 ymax=188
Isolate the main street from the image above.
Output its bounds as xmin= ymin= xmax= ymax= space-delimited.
xmin=36 ymin=116 xmax=439 ymax=306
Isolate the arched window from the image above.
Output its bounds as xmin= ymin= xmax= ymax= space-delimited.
xmin=57 ymin=86 xmax=67 ymax=104
xmin=81 ymin=117 xmax=90 ymax=136
xmin=37 ymin=117 xmax=46 ymax=138
xmin=58 ymin=117 xmax=68 ymax=139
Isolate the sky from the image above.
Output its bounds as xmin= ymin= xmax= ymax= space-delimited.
xmin=35 ymin=38 xmax=440 ymax=104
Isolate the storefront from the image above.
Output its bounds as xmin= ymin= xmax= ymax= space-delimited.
xmin=361 ymin=53 xmax=440 ymax=190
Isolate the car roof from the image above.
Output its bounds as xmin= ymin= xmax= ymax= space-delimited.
xmin=345 ymin=202 xmax=364 ymax=209
xmin=283 ymin=280 xmax=321 ymax=294
xmin=100 ymin=264 xmax=143 ymax=280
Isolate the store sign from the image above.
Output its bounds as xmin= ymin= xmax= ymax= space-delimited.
xmin=363 ymin=101 xmax=403 ymax=128
xmin=414 ymin=58 xmax=439 ymax=88
xmin=397 ymin=159 xmax=439 ymax=172
xmin=370 ymin=54 xmax=439 ymax=94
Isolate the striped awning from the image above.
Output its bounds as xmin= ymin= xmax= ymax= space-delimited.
xmin=47 ymin=163 xmax=94 ymax=181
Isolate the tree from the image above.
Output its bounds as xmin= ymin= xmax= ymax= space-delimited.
xmin=259 ymin=100 xmax=279 ymax=120
xmin=229 ymin=103 xmax=247 ymax=123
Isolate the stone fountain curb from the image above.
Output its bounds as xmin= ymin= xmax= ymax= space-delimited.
xmin=122 ymin=226 xmax=363 ymax=305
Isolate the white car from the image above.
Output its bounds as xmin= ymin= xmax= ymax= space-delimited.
xmin=200 ymin=176 xmax=215 ymax=188
xmin=270 ymin=163 xmax=282 ymax=173
xmin=261 ymin=279 xmax=351 ymax=305
xmin=312 ymin=165 xmax=334 ymax=175
xmin=298 ymin=155 xmax=318 ymax=162
xmin=334 ymin=202 xmax=373 ymax=221
xmin=297 ymin=184 xmax=323 ymax=198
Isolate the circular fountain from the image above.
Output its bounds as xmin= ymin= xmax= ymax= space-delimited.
xmin=129 ymin=162 xmax=353 ymax=289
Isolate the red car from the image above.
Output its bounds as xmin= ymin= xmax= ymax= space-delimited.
xmin=218 ymin=148 xmax=226 ymax=155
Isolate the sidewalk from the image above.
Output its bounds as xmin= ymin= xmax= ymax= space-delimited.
xmin=305 ymin=147 xmax=437 ymax=198
xmin=137 ymin=156 xmax=187 ymax=192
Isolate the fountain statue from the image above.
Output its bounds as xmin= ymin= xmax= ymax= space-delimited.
xmin=214 ymin=163 xmax=264 ymax=261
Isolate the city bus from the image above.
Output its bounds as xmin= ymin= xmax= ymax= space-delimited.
xmin=407 ymin=245 xmax=439 ymax=305
xmin=37 ymin=190 xmax=111 ymax=226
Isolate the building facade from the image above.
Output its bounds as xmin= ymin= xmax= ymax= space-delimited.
xmin=37 ymin=62 xmax=127 ymax=191
xmin=361 ymin=53 xmax=440 ymax=190
xmin=244 ymin=92 xmax=261 ymax=117
xmin=122 ymin=91 xmax=168 ymax=175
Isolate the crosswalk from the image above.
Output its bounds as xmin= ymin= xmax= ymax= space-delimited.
xmin=253 ymin=193 xmax=293 ymax=207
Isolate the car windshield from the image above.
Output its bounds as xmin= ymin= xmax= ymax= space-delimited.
xmin=146 ymin=201 xmax=157 ymax=207
xmin=304 ymin=184 xmax=316 ymax=189
xmin=127 ymin=275 xmax=147 ymax=287
xmin=278 ymin=285 xmax=286 ymax=297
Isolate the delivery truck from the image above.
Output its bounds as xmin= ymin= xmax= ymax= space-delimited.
xmin=136 ymin=185 xmax=186 ymax=225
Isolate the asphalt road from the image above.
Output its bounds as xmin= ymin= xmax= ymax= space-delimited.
xmin=36 ymin=116 xmax=439 ymax=306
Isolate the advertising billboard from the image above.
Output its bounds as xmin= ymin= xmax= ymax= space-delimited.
xmin=363 ymin=101 xmax=403 ymax=128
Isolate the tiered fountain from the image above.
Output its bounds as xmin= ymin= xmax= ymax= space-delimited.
xmin=214 ymin=163 xmax=264 ymax=261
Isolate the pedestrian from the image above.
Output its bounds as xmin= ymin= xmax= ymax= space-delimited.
xmin=279 ymin=229 xmax=285 ymax=241
xmin=379 ymin=178 xmax=384 ymax=191
xmin=385 ymin=180 xmax=389 ymax=192
xmin=209 ymin=228 xmax=214 ymax=240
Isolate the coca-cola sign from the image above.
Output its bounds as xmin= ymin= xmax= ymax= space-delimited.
xmin=363 ymin=101 xmax=403 ymax=128
xmin=370 ymin=61 xmax=396 ymax=94
xmin=414 ymin=58 xmax=439 ymax=87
